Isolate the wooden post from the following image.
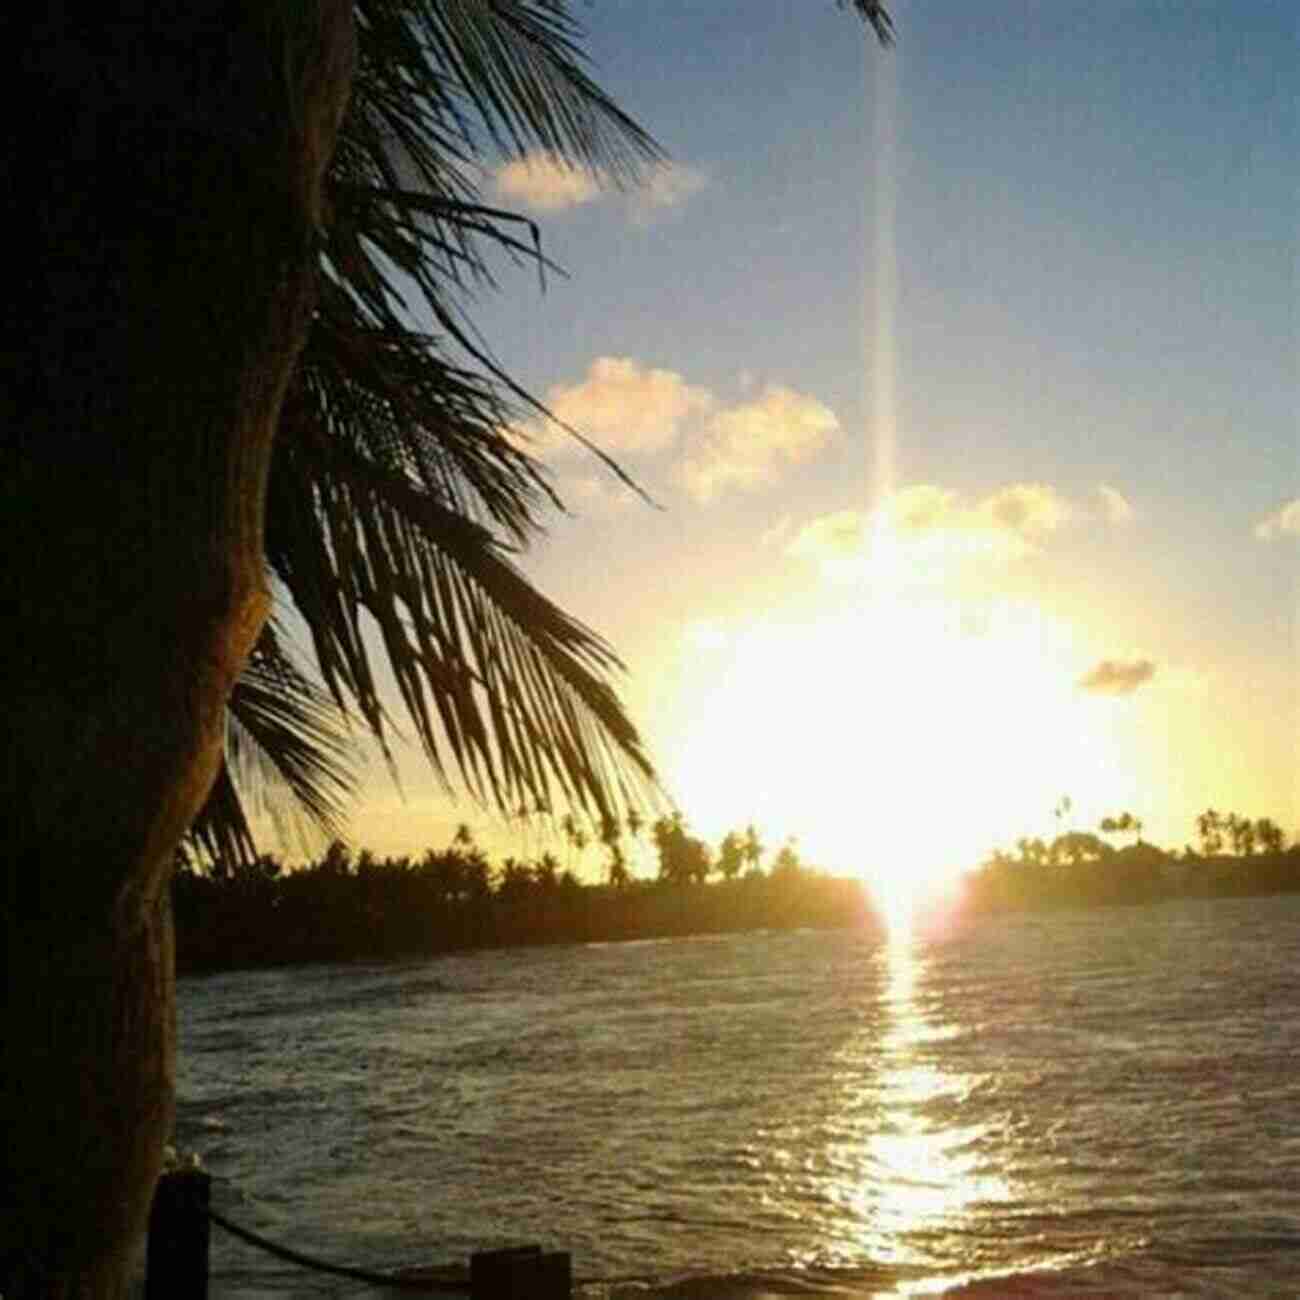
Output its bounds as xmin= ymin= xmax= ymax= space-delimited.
xmin=536 ymin=1250 xmax=573 ymax=1297
xmin=145 ymin=1168 xmax=211 ymax=1300
xmin=471 ymin=1245 xmax=570 ymax=1299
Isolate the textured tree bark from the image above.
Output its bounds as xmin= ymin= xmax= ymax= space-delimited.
xmin=1 ymin=5 xmax=353 ymax=1295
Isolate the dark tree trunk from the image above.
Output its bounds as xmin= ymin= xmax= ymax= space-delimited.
xmin=1 ymin=5 xmax=353 ymax=1295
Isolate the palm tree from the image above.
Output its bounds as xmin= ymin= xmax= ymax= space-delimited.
xmin=1238 ymin=818 xmax=1257 ymax=857
xmin=1099 ymin=812 xmax=1142 ymax=849
xmin=4 ymin=4 xmax=894 ymax=1294
xmin=772 ymin=839 xmax=804 ymax=877
xmin=653 ymin=811 xmax=704 ymax=885
xmin=1224 ymin=812 xmax=1248 ymax=856
xmin=1196 ymin=808 xmax=1224 ymax=856
xmin=717 ymin=831 xmax=745 ymax=882
xmin=1255 ymin=817 xmax=1285 ymax=856
xmin=599 ymin=813 xmax=631 ymax=887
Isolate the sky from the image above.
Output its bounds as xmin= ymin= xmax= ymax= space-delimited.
xmin=331 ymin=0 xmax=1295 ymax=896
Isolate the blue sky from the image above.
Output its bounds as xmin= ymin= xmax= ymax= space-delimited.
xmin=340 ymin=0 xmax=1296 ymax=884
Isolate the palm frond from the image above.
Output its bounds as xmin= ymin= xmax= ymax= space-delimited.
xmin=212 ymin=0 xmax=889 ymax=849
xmin=243 ymin=0 xmax=665 ymax=835
xmin=331 ymin=0 xmax=661 ymax=325
xmin=838 ymin=0 xmax=895 ymax=47
xmin=188 ymin=762 xmax=259 ymax=869
xmin=267 ymin=394 xmax=655 ymax=822
xmin=325 ymin=0 xmax=664 ymax=493
xmin=192 ymin=622 xmax=356 ymax=864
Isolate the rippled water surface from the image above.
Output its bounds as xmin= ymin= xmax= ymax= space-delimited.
xmin=175 ymin=894 xmax=1300 ymax=1296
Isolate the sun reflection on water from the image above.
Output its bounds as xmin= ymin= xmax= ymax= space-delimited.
xmin=821 ymin=918 xmax=1013 ymax=1290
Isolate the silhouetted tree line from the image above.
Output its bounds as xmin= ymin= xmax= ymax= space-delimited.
xmin=173 ymin=819 xmax=878 ymax=973
xmin=966 ymin=807 xmax=1300 ymax=914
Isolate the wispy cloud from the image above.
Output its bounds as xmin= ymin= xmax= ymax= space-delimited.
xmin=786 ymin=482 xmax=1076 ymax=579
xmin=521 ymin=356 xmax=712 ymax=458
xmin=790 ymin=478 xmax=1066 ymax=553
xmin=678 ymin=386 xmax=839 ymax=502
xmin=1254 ymin=498 xmax=1300 ymax=541
xmin=493 ymin=153 xmax=708 ymax=221
xmin=628 ymin=162 xmax=709 ymax=222
xmin=1077 ymin=657 xmax=1157 ymax=695
xmin=494 ymin=154 xmax=603 ymax=212
xmin=516 ymin=357 xmax=837 ymax=503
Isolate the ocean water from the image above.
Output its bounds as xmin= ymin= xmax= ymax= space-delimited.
xmin=174 ymin=893 xmax=1300 ymax=1296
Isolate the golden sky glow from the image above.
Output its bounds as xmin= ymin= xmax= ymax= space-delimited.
xmin=658 ymin=512 xmax=1138 ymax=899
xmin=321 ymin=4 xmax=1295 ymax=887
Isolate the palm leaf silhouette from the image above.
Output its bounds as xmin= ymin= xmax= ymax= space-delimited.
xmin=192 ymin=0 xmax=663 ymax=858
xmin=193 ymin=0 xmax=892 ymax=859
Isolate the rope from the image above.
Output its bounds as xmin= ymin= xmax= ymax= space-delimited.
xmin=208 ymin=1205 xmax=660 ymax=1293
xmin=208 ymin=1207 xmax=469 ymax=1292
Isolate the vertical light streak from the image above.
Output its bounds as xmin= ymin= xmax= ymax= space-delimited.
xmin=870 ymin=52 xmax=899 ymax=513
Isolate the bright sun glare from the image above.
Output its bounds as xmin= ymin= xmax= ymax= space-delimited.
xmin=664 ymin=539 xmax=1121 ymax=921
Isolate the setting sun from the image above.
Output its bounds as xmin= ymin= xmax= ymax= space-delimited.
xmin=662 ymin=582 xmax=1128 ymax=914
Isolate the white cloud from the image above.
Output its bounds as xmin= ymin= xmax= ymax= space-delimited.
xmin=679 ymin=385 xmax=839 ymax=502
xmin=785 ymin=481 xmax=1078 ymax=580
xmin=883 ymin=482 xmax=1071 ymax=561
xmin=513 ymin=358 xmax=837 ymax=502
xmin=1097 ymin=483 xmax=1135 ymax=525
xmin=494 ymin=153 xmax=604 ymax=212
xmin=628 ymin=162 xmax=708 ymax=222
xmin=520 ymin=356 xmax=713 ymax=459
xmin=1255 ymin=498 xmax=1300 ymax=541
xmin=493 ymin=154 xmax=707 ymax=222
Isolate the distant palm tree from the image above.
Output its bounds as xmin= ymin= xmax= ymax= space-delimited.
xmin=497 ymin=857 xmax=533 ymax=902
xmin=1255 ymin=817 xmax=1285 ymax=855
xmin=717 ymin=831 xmax=745 ymax=881
xmin=1099 ymin=812 xmax=1142 ymax=848
xmin=607 ymin=849 xmax=631 ymax=890
xmin=1224 ymin=812 xmax=1249 ymax=856
xmin=1238 ymin=819 xmax=1257 ymax=857
xmin=560 ymin=812 xmax=582 ymax=873
xmin=599 ymin=813 xmax=631 ymax=887
xmin=534 ymin=852 xmax=562 ymax=892
xmin=1196 ymin=808 xmax=1224 ymax=856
